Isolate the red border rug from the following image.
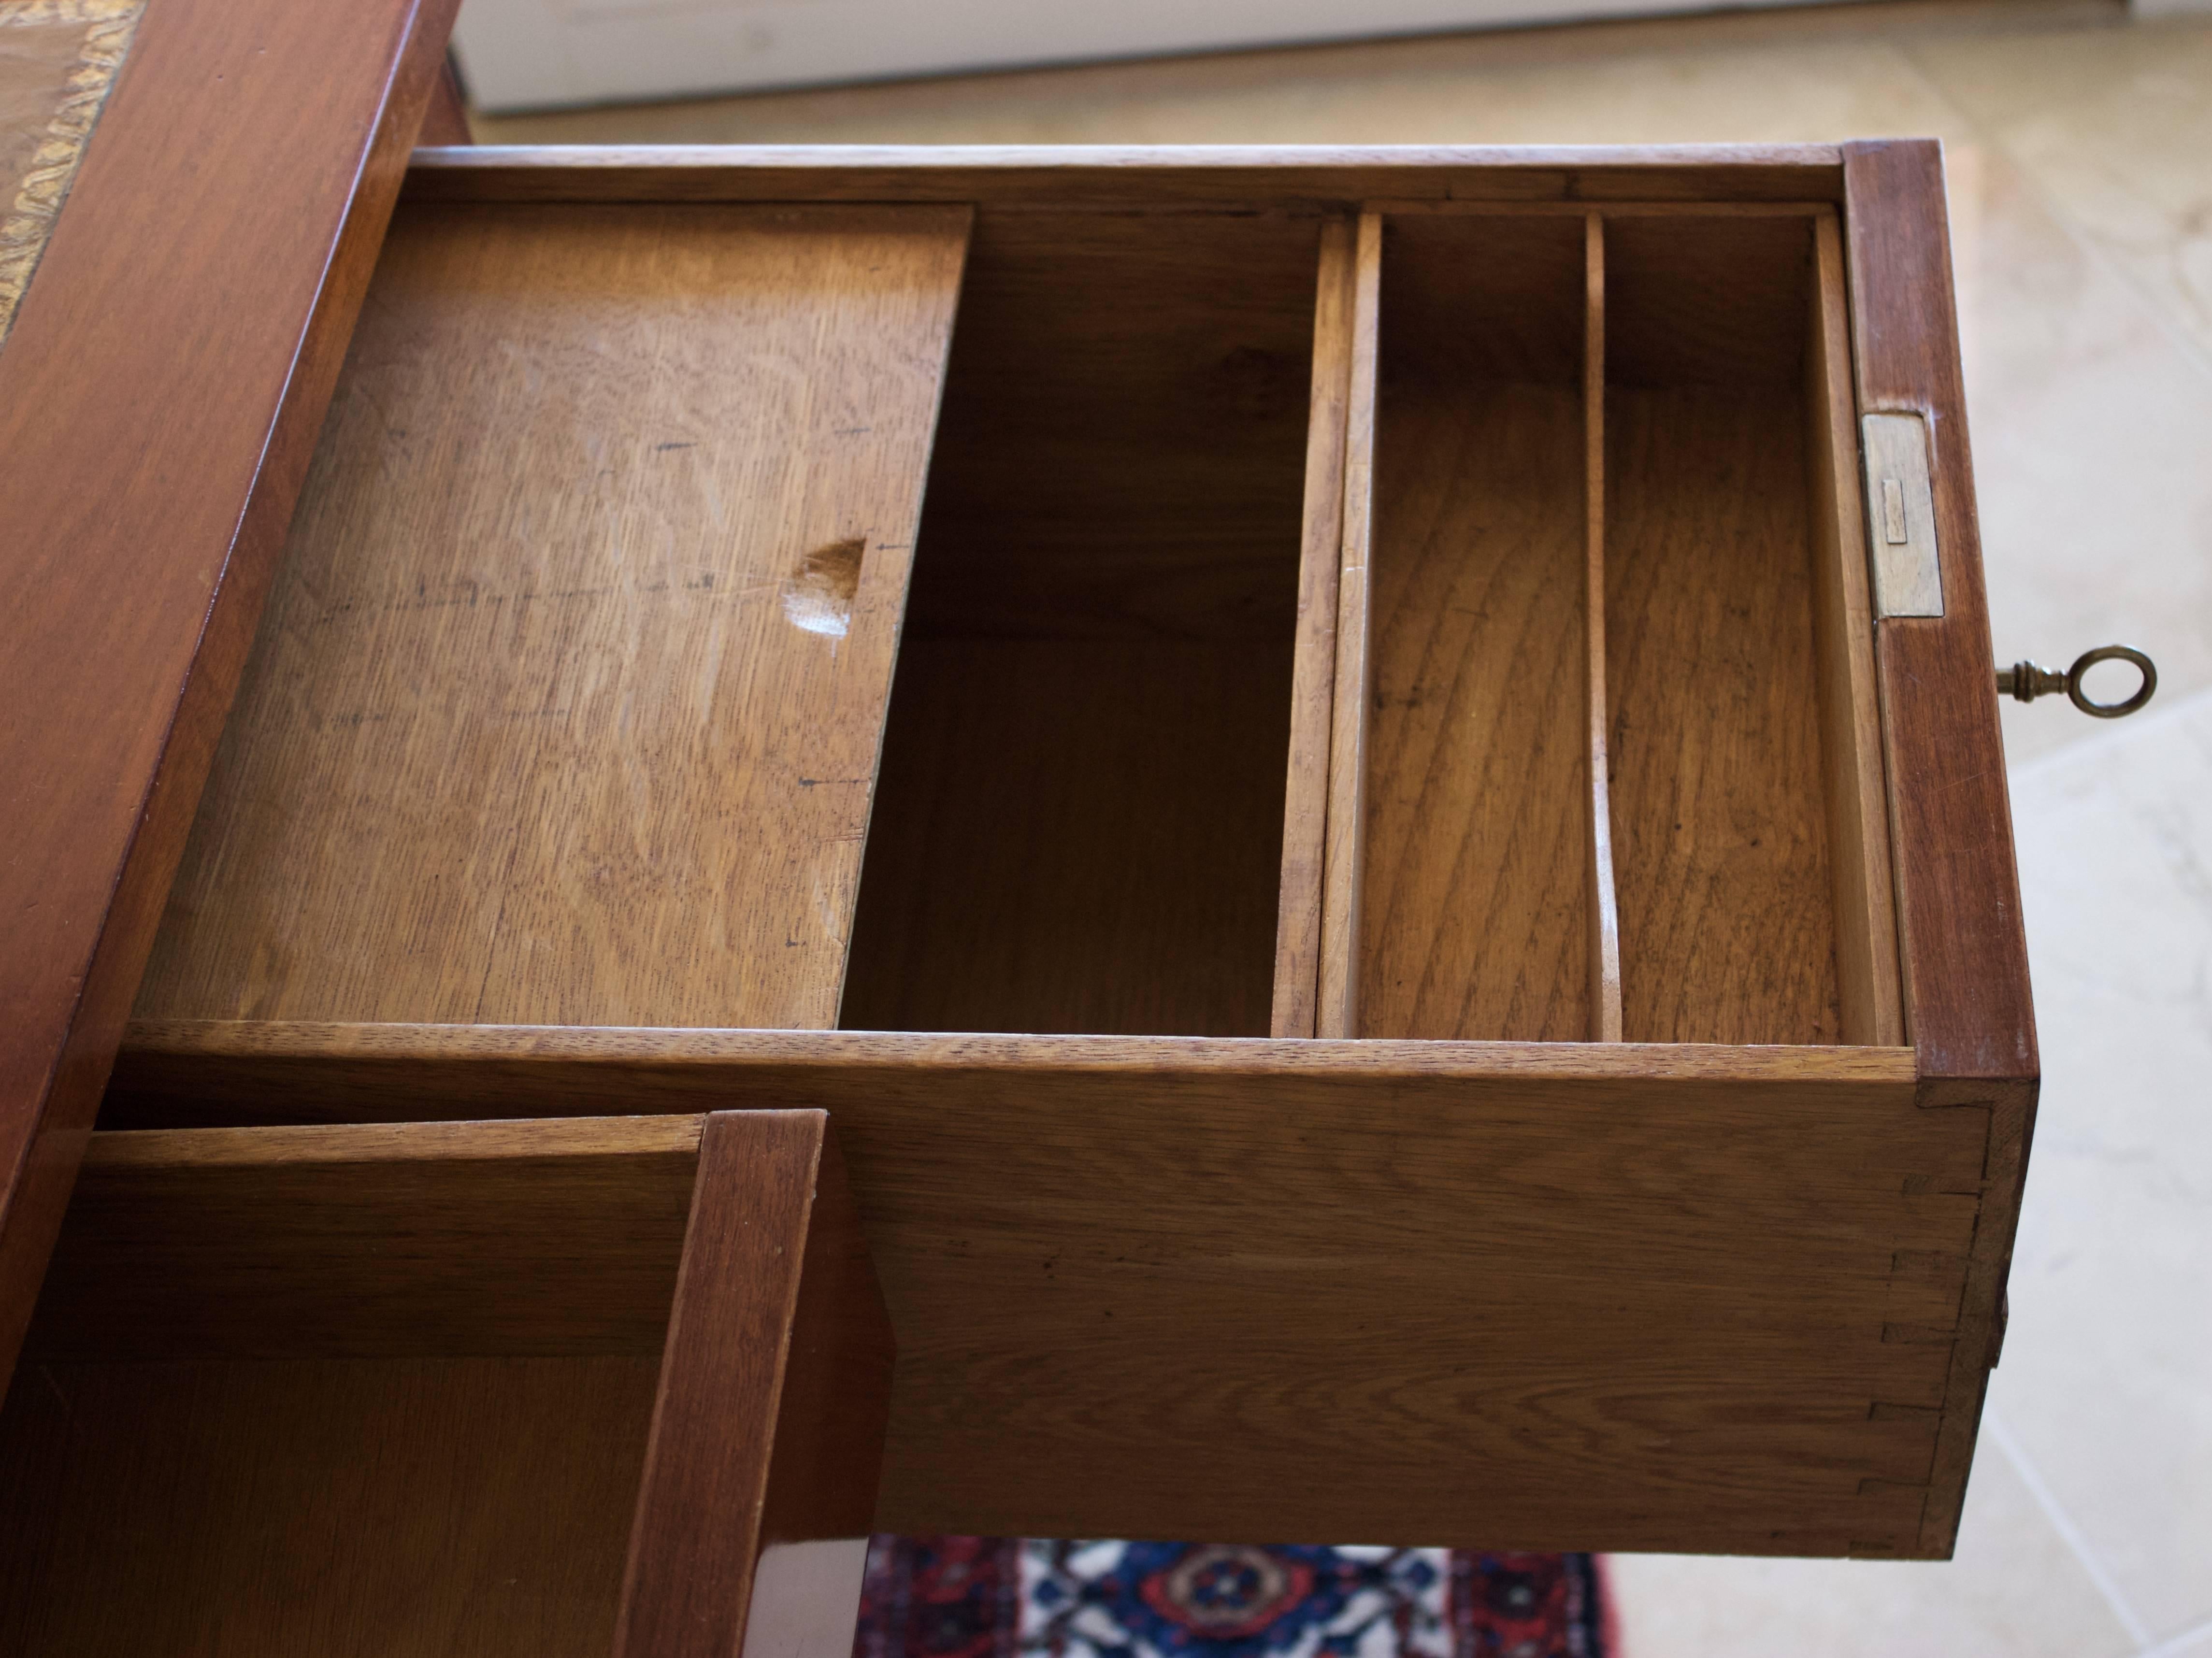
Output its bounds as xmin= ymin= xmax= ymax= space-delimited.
xmin=853 ymin=1537 xmax=1610 ymax=1658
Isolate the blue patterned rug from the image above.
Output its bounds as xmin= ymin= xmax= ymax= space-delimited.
xmin=853 ymin=1537 xmax=1609 ymax=1658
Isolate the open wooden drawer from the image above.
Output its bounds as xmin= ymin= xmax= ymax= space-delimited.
xmin=59 ymin=143 xmax=2033 ymax=1564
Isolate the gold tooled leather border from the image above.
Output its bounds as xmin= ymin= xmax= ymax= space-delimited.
xmin=0 ymin=0 xmax=145 ymax=348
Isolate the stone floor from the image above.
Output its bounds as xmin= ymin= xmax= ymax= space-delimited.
xmin=478 ymin=7 xmax=2212 ymax=1650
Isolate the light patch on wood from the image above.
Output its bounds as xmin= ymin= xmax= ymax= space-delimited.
xmin=783 ymin=537 xmax=865 ymax=638
xmin=0 ymin=0 xmax=144 ymax=347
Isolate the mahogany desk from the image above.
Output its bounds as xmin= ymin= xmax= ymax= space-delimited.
xmin=0 ymin=10 xmax=2036 ymax=1644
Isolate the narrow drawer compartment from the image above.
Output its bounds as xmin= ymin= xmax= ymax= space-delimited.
xmin=1311 ymin=205 xmax=1899 ymax=1047
xmin=1357 ymin=213 xmax=1595 ymax=1042
xmin=1604 ymin=214 xmax=1896 ymax=1045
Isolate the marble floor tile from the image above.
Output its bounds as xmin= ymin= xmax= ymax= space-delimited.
xmin=1988 ymin=685 xmax=2212 ymax=1642
xmin=2147 ymin=1619 xmax=2212 ymax=1658
xmin=1603 ymin=1440 xmax=2136 ymax=1658
xmin=1905 ymin=16 xmax=2212 ymax=367
xmin=1944 ymin=138 xmax=2212 ymax=763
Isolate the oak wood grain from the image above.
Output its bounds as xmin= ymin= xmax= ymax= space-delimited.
xmin=0 ymin=1355 xmax=660 ymax=1657
xmin=889 ymin=211 xmax=1318 ymax=641
xmin=1806 ymin=209 xmax=1905 ymax=1047
xmin=5 ymin=1108 xmax=890 ymax=1651
xmin=1583 ymin=214 xmax=1625 ymax=1043
xmin=1356 ymin=212 xmax=1592 ymax=1042
xmin=1316 ymin=211 xmax=1381 ymax=1038
xmin=840 ymin=639 xmax=1290 ymax=1037
xmin=402 ymin=144 xmax=1847 ymax=210
xmin=840 ymin=211 xmax=1315 ymax=1036
xmin=1604 ymin=215 xmax=1842 ymax=1045
xmin=1606 ymin=381 xmax=1841 ymax=1044
xmin=0 ymin=0 xmax=459 ymax=1386
xmin=112 ymin=1017 xmax=1921 ymax=1092
xmin=133 ymin=201 xmax=970 ymax=1031
xmin=1271 ymin=215 xmax=1357 ymax=1039
xmin=1603 ymin=212 xmax=1815 ymax=389
xmin=101 ymin=1019 xmax=1965 ymax=1557
xmin=1842 ymin=139 xmax=2035 ymax=1083
xmin=616 ymin=1111 xmax=892 ymax=1658
xmin=1843 ymin=138 xmax=2037 ymax=1558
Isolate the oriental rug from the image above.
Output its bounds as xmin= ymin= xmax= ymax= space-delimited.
xmin=852 ymin=1537 xmax=1611 ymax=1658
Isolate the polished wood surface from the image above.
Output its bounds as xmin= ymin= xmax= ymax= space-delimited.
xmin=102 ymin=1019 xmax=1969 ymax=1558
xmin=839 ymin=212 xmax=1314 ymax=1037
xmin=135 ymin=202 xmax=970 ymax=1030
xmin=1270 ymin=215 xmax=1356 ymax=1039
xmin=1315 ymin=211 xmax=1380 ymax=1039
xmin=1843 ymin=139 xmax=2036 ymax=1082
xmin=0 ymin=0 xmax=458 ymax=1384
xmin=1844 ymin=137 xmax=2037 ymax=1557
xmin=1356 ymin=212 xmax=1592 ymax=1042
xmin=1806 ymin=210 xmax=1906 ymax=1047
xmin=618 ymin=1111 xmax=891 ymax=1658
xmin=1605 ymin=214 xmax=1842 ymax=1044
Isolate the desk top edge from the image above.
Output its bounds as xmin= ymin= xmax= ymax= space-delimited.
xmin=401 ymin=141 xmax=1849 ymax=206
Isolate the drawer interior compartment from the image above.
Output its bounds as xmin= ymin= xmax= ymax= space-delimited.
xmin=0 ymin=1113 xmax=882 ymax=1658
xmin=839 ymin=215 xmax=1324 ymax=1038
xmin=1605 ymin=215 xmax=1866 ymax=1044
xmin=1320 ymin=206 xmax=1900 ymax=1047
xmin=133 ymin=190 xmax=1895 ymax=1050
xmin=1356 ymin=214 xmax=1596 ymax=1042
xmin=1 ymin=1120 xmax=681 ymax=1654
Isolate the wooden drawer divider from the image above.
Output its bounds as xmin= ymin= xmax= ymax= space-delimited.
xmin=1292 ymin=201 xmax=1901 ymax=1047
